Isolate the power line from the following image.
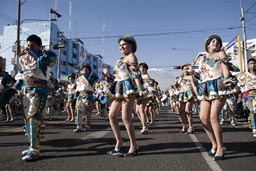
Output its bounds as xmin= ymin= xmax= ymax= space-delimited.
xmin=246 ymin=14 xmax=256 ymax=23
xmin=246 ymin=12 xmax=256 ymax=15
xmin=245 ymin=1 xmax=256 ymax=13
xmin=75 ymin=26 xmax=241 ymax=40
xmin=0 ymin=46 xmax=12 ymax=54
xmin=0 ymin=12 xmax=16 ymax=23
xmin=245 ymin=1 xmax=256 ymax=24
xmin=41 ymin=0 xmax=51 ymax=17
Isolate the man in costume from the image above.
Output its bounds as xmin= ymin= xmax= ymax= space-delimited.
xmin=74 ymin=64 xmax=98 ymax=132
xmin=14 ymin=34 xmax=56 ymax=161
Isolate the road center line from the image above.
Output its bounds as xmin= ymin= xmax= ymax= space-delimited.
xmin=189 ymin=133 xmax=223 ymax=171
xmin=169 ymin=109 xmax=223 ymax=171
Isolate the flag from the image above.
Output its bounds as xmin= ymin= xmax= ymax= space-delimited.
xmin=50 ymin=8 xmax=62 ymax=18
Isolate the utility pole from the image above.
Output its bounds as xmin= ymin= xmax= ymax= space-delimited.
xmin=101 ymin=19 xmax=106 ymax=58
xmin=15 ymin=0 xmax=21 ymax=74
xmin=56 ymin=31 xmax=64 ymax=82
xmin=68 ymin=0 xmax=72 ymax=38
xmin=240 ymin=0 xmax=248 ymax=72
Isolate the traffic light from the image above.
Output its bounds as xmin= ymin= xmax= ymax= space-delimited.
xmin=173 ymin=66 xmax=181 ymax=69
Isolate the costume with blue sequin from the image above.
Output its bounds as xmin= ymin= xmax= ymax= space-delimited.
xmin=197 ymin=56 xmax=237 ymax=101
xmin=107 ymin=58 xmax=139 ymax=100
xmin=236 ymin=71 xmax=256 ymax=135
xmin=178 ymin=77 xmax=195 ymax=102
xmin=74 ymin=72 xmax=98 ymax=131
xmin=14 ymin=48 xmax=56 ymax=161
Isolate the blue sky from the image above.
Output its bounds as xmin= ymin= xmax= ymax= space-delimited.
xmin=1 ymin=0 xmax=256 ymax=77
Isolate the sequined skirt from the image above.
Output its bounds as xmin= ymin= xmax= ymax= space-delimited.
xmin=107 ymin=78 xmax=138 ymax=100
xmin=197 ymin=76 xmax=238 ymax=101
xmin=178 ymin=89 xmax=194 ymax=102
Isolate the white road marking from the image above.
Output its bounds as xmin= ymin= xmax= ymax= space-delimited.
xmin=189 ymin=133 xmax=223 ymax=171
xmin=170 ymin=109 xmax=223 ymax=171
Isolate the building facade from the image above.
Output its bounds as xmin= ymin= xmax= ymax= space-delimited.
xmin=0 ymin=20 xmax=111 ymax=82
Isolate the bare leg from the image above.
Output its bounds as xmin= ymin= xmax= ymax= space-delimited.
xmin=148 ymin=105 xmax=154 ymax=125
xmin=66 ymin=102 xmax=71 ymax=121
xmin=121 ymin=98 xmax=137 ymax=153
xmin=70 ymin=101 xmax=74 ymax=121
xmin=185 ymin=101 xmax=193 ymax=133
xmin=108 ymin=100 xmax=123 ymax=149
xmin=95 ymin=101 xmax=101 ymax=115
xmin=179 ymin=102 xmax=187 ymax=132
xmin=5 ymin=104 xmax=10 ymax=121
xmin=136 ymin=100 xmax=148 ymax=132
xmin=6 ymin=96 xmax=17 ymax=121
xmin=175 ymin=101 xmax=180 ymax=115
xmin=199 ymin=101 xmax=217 ymax=152
xmin=144 ymin=106 xmax=150 ymax=124
xmin=135 ymin=104 xmax=141 ymax=120
xmin=210 ymin=99 xmax=226 ymax=156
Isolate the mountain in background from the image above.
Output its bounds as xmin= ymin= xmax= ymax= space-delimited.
xmin=148 ymin=68 xmax=176 ymax=91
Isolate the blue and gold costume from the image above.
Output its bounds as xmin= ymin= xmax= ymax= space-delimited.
xmin=142 ymin=77 xmax=158 ymax=106
xmin=178 ymin=77 xmax=195 ymax=102
xmin=94 ymin=81 xmax=110 ymax=118
xmin=169 ymin=85 xmax=179 ymax=102
xmin=196 ymin=56 xmax=237 ymax=101
xmin=107 ymin=58 xmax=140 ymax=100
xmin=74 ymin=72 xmax=98 ymax=132
xmin=236 ymin=71 xmax=256 ymax=137
xmin=14 ymin=48 xmax=56 ymax=161
xmin=67 ymin=82 xmax=76 ymax=102
xmin=220 ymin=95 xmax=237 ymax=125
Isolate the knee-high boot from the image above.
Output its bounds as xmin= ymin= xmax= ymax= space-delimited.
xmin=85 ymin=100 xmax=93 ymax=130
xmin=74 ymin=98 xmax=86 ymax=132
xmin=22 ymin=118 xmax=40 ymax=161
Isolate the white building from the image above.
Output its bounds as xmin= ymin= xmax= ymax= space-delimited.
xmin=0 ymin=20 xmax=110 ymax=81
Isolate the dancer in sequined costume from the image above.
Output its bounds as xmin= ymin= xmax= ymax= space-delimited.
xmin=105 ymin=35 xmax=142 ymax=157
xmin=74 ymin=64 xmax=98 ymax=132
xmin=14 ymin=34 xmax=56 ymax=161
xmin=195 ymin=35 xmax=237 ymax=160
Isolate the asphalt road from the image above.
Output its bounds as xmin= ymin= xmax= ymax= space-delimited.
xmin=0 ymin=106 xmax=255 ymax=171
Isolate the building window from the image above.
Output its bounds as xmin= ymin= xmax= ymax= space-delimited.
xmin=72 ymin=53 xmax=77 ymax=59
xmin=63 ymin=61 xmax=67 ymax=66
xmin=73 ymin=43 xmax=77 ymax=49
